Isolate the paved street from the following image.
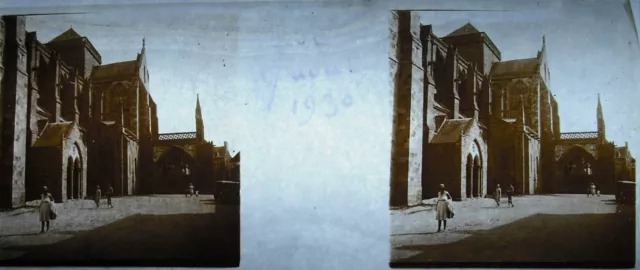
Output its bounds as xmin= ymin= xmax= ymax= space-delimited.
xmin=391 ymin=194 xmax=635 ymax=266
xmin=0 ymin=195 xmax=239 ymax=267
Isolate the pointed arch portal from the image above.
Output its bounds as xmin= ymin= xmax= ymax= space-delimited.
xmin=558 ymin=146 xmax=597 ymax=193
xmin=156 ymin=146 xmax=197 ymax=194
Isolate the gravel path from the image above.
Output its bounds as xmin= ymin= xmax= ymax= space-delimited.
xmin=390 ymin=194 xmax=635 ymax=265
xmin=0 ymin=194 xmax=238 ymax=266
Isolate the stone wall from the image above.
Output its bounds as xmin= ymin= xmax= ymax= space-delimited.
xmin=124 ymin=136 xmax=139 ymax=195
xmin=389 ymin=11 xmax=424 ymax=207
xmin=460 ymin=120 xmax=489 ymax=199
xmin=526 ymin=134 xmax=541 ymax=194
xmin=0 ymin=16 xmax=29 ymax=209
xmin=424 ymin=143 xmax=460 ymax=199
xmin=60 ymin=123 xmax=88 ymax=201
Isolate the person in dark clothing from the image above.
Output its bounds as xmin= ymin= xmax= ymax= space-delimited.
xmin=495 ymin=184 xmax=502 ymax=207
xmin=507 ymin=184 xmax=515 ymax=207
xmin=95 ymin=185 xmax=101 ymax=208
xmin=106 ymin=185 xmax=114 ymax=208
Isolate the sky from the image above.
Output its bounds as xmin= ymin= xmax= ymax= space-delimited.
xmin=2 ymin=0 xmax=639 ymax=269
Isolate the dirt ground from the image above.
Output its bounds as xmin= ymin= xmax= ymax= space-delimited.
xmin=390 ymin=194 xmax=636 ymax=267
xmin=0 ymin=195 xmax=239 ymax=267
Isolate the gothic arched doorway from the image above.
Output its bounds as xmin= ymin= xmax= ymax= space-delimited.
xmin=473 ymin=155 xmax=481 ymax=197
xmin=66 ymin=156 xmax=73 ymax=200
xmin=73 ymin=158 xmax=81 ymax=199
xmin=558 ymin=146 xmax=596 ymax=193
xmin=466 ymin=154 xmax=473 ymax=198
xmin=156 ymin=146 xmax=196 ymax=194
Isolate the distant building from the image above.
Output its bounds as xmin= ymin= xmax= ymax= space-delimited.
xmin=0 ymin=16 xmax=239 ymax=208
xmin=389 ymin=11 xmax=635 ymax=207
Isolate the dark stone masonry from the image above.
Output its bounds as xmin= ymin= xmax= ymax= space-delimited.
xmin=0 ymin=16 xmax=240 ymax=209
xmin=389 ymin=11 xmax=636 ymax=207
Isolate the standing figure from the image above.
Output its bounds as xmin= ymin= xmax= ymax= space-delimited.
xmin=188 ymin=183 xmax=195 ymax=197
xmin=495 ymin=184 xmax=502 ymax=207
xmin=435 ymin=184 xmax=454 ymax=232
xmin=95 ymin=185 xmax=102 ymax=208
xmin=106 ymin=185 xmax=114 ymax=208
xmin=39 ymin=186 xmax=56 ymax=233
xmin=507 ymin=184 xmax=515 ymax=208
xmin=590 ymin=183 xmax=596 ymax=197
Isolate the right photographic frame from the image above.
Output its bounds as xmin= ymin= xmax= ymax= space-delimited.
xmin=388 ymin=1 xmax=637 ymax=268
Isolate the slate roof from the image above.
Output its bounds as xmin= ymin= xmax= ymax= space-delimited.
xmin=431 ymin=119 xmax=473 ymax=144
xmin=446 ymin=23 xmax=481 ymax=37
xmin=491 ymin=58 xmax=539 ymax=78
xmin=92 ymin=60 xmax=138 ymax=80
xmin=158 ymin=132 xmax=197 ymax=141
xmin=560 ymin=132 xmax=598 ymax=140
xmin=49 ymin=28 xmax=82 ymax=43
xmin=33 ymin=122 xmax=74 ymax=147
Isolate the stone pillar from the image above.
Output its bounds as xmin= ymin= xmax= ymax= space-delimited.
xmin=445 ymin=45 xmax=460 ymax=119
xmin=389 ymin=11 xmax=424 ymax=207
xmin=52 ymin=55 xmax=62 ymax=122
xmin=0 ymin=16 xmax=29 ymax=208
xmin=461 ymin=63 xmax=479 ymax=119
xmin=73 ymin=71 xmax=80 ymax=123
xmin=26 ymin=32 xmax=41 ymax=146
xmin=420 ymin=25 xmax=437 ymax=143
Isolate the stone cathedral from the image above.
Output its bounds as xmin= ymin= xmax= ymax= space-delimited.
xmin=389 ymin=11 xmax=635 ymax=207
xmin=0 ymin=16 xmax=240 ymax=209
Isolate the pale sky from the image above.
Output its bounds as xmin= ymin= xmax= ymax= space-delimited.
xmin=1 ymin=0 xmax=639 ymax=269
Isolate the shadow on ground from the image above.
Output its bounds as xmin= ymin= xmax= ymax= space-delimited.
xmin=392 ymin=209 xmax=635 ymax=268
xmin=3 ymin=206 xmax=240 ymax=267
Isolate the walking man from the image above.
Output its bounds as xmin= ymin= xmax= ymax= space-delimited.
xmin=507 ymin=184 xmax=515 ymax=207
xmin=106 ymin=185 xmax=114 ymax=208
xmin=495 ymin=184 xmax=502 ymax=207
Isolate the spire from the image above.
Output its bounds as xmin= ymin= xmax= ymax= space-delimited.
xmin=196 ymin=94 xmax=201 ymax=114
xmin=542 ymin=35 xmax=546 ymax=48
xmin=196 ymin=94 xmax=204 ymax=142
xmin=597 ymin=93 xmax=603 ymax=118
xmin=142 ymin=37 xmax=146 ymax=48
xmin=597 ymin=93 xmax=606 ymax=143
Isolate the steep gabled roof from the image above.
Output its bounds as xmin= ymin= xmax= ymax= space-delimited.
xmin=49 ymin=28 xmax=83 ymax=43
xmin=431 ymin=119 xmax=473 ymax=144
xmin=446 ymin=23 xmax=481 ymax=37
xmin=91 ymin=60 xmax=138 ymax=80
xmin=490 ymin=58 xmax=539 ymax=78
xmin=33 ymin=122 xmax=74 ymax=147
xmin=232 ymin=152 xmax=241 ymax=162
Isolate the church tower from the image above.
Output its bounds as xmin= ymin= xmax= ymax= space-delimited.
xmin=196 ymin=94 xmax=204 ymax=142
xmin=597 ymin=93 xmax=606 ymax=143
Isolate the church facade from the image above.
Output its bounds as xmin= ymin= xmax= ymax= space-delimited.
xmin=0 ymin=16 xmax=239 ymax=209
xmin=389 ymin=11 xmax=635 ymax=207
